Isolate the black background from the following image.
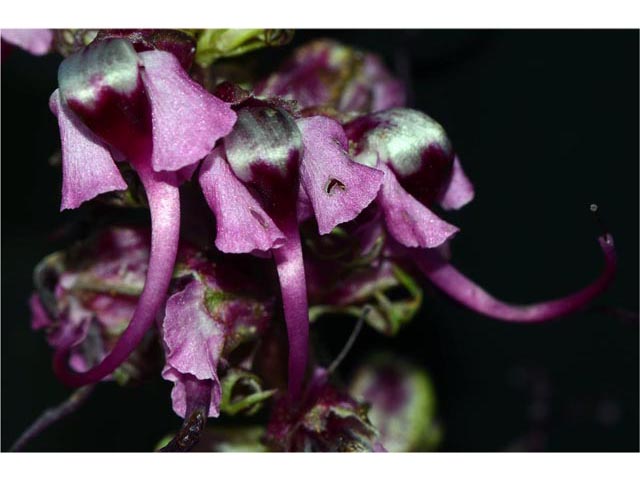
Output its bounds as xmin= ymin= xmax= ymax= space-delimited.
xmin=1 ymin=30 xmax=638 ymax=452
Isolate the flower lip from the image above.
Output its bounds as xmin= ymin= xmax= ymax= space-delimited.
xmin=345 ymin=108 xmax=455 ymax=206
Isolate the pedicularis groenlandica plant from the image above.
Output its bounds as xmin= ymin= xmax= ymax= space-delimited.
xmin=3 ymin=29 xmax=617 ymax=452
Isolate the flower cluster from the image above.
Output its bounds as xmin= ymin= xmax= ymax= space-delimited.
xmin=11 ymin=30 xmax=617 ymax=452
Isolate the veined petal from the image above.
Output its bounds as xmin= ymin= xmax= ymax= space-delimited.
xmin=378 ymin=163 xmax=458 ymax=248
xmin=1 ymin=29 xmax=52 ymax=55
xmin=297 ymin=116 xmax=383 ymax=235
xmin=162 ymin=280 xmax=223 ymax=418
xmin=50 ymin=90 xmax=127 ymax=211
xmin=198 ymin=148 xmax=285 ymax=253
xmin=411 ymin=235 xmax=617 ymax=322
xmin=439 ymin=156 xmax=475 ymax=210
xmin=139 ymin=50 xmax=236 ymax=172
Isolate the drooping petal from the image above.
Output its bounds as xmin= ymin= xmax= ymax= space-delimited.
xmin=53 ymin=164 xmax=181 ymax=387
xmin=198 ymin=148 xmax=285 ymax=253
xmin=50 ymin=90 xmax=127 ymax=211
xmin=378 ymin=163 xmax=459 ymax=248
xmin=439 ymin=155 xmax=475 ymax=210
xmin=138 ymin=50 xmax=236 ymax=172
xmin=273 ymin=221 xmax=309 ymax=400
xmin=30 ymin=294 xmax=53 ymax=330
xmin=297 ymin=116 xmax=383 ymax=235
xmin=162 ymin=279 xmax=223 ymax=418
xmin=1 ymin=29 xmax=53 ymax=55
xmin=411 ymin=234 xmax=617 ymax=322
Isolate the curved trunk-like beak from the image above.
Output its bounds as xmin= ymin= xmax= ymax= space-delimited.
xmin=409 ymin=234 xmax=616 ymax=323
xmin=53 ymin=160 xmax=181 ymax=386
xmin=273 ymin=217 xmax=309 ymax=402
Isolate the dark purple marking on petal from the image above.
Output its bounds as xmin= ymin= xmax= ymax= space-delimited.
xmin=223 ymin=105 xmax=302 ymax=214
xmin=58 ymin=38 xmax=152 ymax=160
xmin=345 ymin=109 xmax=455 ymax=206
xmin=410 ymin=234 xmax=617 ymax=322
xmin=49 ymin=90 xmax=127 ymax=210
xmin=389 ymin=144 xmax=454 ymax=207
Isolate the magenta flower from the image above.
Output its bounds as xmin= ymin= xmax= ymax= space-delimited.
xmin=1 ymin=29 xmax=53 ymax=56
xmin=161 ymin=247 xmax=273 ymax=420
xmin=350 ymin=355 xmax=440 ymax=452
xmin=198 ymin=98 xmax=383 ymax=398
xmin=255 ymin=39 xmax=405 ymax=114
xmin=345 ymin=107 xmax=616 ymax=322
xmin=48 ymin=37 xmax=236 ymax=387
xmin=266 ymin=368 xmax=383 ymax=452
xmin=30 ymin=228 xmax=156 ymax=382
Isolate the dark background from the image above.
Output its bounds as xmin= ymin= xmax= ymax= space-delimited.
xmin=2 ymin=30 xmax=638 ymax=452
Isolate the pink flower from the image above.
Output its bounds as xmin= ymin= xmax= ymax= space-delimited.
xmin=48 ymin=37 xmax=236 ymax=387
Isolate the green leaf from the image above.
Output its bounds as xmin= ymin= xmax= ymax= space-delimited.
xmin=192 ymin=29 xmax=294 ymax=67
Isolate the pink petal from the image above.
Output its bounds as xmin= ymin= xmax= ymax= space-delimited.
xmin=439 ymin=155 xmax=475 ymax=210
xmin=199 ymin=148 xmax=286 ymax=253
xmin=411 ymin=234 xmax=617 ymax=322
xmin=29 ymin=294 xmax=52 ymax=330
xmin=297 ymin=116 xmax=383 ymax=235
xmin=378 ymin=163 xmax=459 ymax=248
xmin=138 ymin=50 xmax=236 ymax=172
xmin=161 ymin=280 xmax=223 ymax=418
xmin=1 ymin=29 xmax=52 ymax=55
xmin=49 ymin=90 xmax=127 ymax=211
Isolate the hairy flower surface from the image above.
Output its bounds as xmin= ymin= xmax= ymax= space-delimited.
xmin=198 ymin=97 xmax=383 ymax=398
xmin=48 ymin=36 xmax=236 ymax=387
